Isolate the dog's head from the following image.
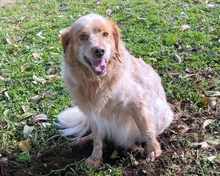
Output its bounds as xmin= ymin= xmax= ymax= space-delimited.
xmin=60 ymin=14 xmax=122 ymax=76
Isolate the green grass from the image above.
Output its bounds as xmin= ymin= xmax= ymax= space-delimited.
xmin=0 ymin=0 xmax=219 ymax=175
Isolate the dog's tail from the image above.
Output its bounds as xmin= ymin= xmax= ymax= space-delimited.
xmin=57 ymin=107 xmax=90 ymax=140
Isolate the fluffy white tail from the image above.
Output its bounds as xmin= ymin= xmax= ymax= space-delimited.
xmin=57 ymin=107 xmax=90 ymax=140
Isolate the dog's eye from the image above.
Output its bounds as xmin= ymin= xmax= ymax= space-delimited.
xmin=102 ymin=32 xmax=109 ymax=37
xmin=80 ymin=35 xmax=89 ymax=41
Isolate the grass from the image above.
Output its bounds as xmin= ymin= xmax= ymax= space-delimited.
xmin=0 ymin=0 xmax=219 ymax=175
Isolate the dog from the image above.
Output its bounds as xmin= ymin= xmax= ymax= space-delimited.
xmin=57 ymin=14 xmax=173 ymax=169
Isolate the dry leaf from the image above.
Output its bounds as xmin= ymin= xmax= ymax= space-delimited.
xmin=20 ymin=63 xmax=30 ymax=72
xmin=205 ymin=91 xmax=220 ymax=97
xmin=3 ymin=90 xmax=10 ymax=98
xmin=32 ymin=53 xmax=41 ymax=59
xmin=6 ymin=37 xmax=14 ymax=44
xmin=174 ymin=54 xmax=182 ymax=63
xmin=18 ymin=140 xmax=31 ymax=152
xmin=13 ymin=44 xmax=19 ymax=51
xmin=202 ymin=119 xmax=215 ymax=129
xmin=110 ymin=150 xmax=119 ymax=159
xmin=175 ymin=112 xmax=184 ymax=120
xmin=207 ymin=3 xmax=215 ymax=8
xmin=205 ymin=137 xmax=219 ymax=145
xmin=177 ymin=124 xmax=189 ymax=133
xmin=180 ymin=24 xmax=190 ymax=31
xmin=197 ymin=97 xmax=217 ymax=106
xmin=59 ymin=6 xmax=69 ymax=11
xmin=36 ymin=32 xmax=45 ymax=40
xmin=180 ymin=12 xmax=188 ymax=18
xmin=185 ymin=67 xmax=193 ymax=73
xmin=33 ymin=75 xmax=46 ymax=84
xmin=32 ymin=114 xmax=48 ymax=123
xmin=43 ymin=91 xmax=53 ymax=97
xmin=21 ymin=105 xmax=29 ymax=113
xmin=18 ymin=112 xmax=34 ymax=120
xmin=23 ymin=125 xmax=34 ymax=137
xmin=106 ymin=8 xmax=113 ymax=15
xmin=30 ymin=94 xmax=41 ymax=102
xmin=207 ymin=154 xmax=220 ymax=162
xmin=182 ymin=45 xmax=193 ymax=52
xmin=199 ymin=141 xmax=210 ymax=149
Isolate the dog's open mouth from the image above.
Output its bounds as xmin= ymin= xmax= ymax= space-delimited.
xmin=84 ymin=56 xmax=107 ymax=76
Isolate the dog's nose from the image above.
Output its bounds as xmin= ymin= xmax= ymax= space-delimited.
xmin=92 ymin=47 xmax=105 ymax=57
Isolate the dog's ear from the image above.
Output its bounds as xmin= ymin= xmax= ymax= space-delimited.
xmin=110 ymin=20 xmax=122 ymax=56
xmin=60 ymin=27 xmax=71 ymax=53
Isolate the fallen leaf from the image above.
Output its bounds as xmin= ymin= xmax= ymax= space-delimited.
xmin=197 ymin=97 xmax=217 ymax=106
xmin=182 ymin=45 xmax=193 ymax=52
xmin=206 ymin=3 xmax=215 ymax=8
xmin=174 ymin=54 xmax=182 ymax=63
xmin=175 ymin=112 xmax=184 ymax=120
xmin=33 ymin=75 xmax=46 ymax=84
xmin=6 ymin=37 xmax=14 ymax=44
xmin=205 ymin=137 xmax=219 ymax=145
xmin=20 ymin=63 xmax=30 ymax=72
xmin=199 ymin=141 xmax=210 ymax=149
xmin=46 ymin=67 xmax=53 ymax=74
xmin=177 ymin=124 xmax=189 ymax=133
xmin=18 ymin=112 xmax=34 ymax=120
xmin=205 ymin=91 xmax=220 ymax=97
xmin=106 ymin=8 xmax=113 ymax=15
xmin=32 ymin=114 xmax=48 ymax=123
xmin=59 ymin=6 xmax=69 ymax=11
xmin=18 ymin=140 xmax=31 ymax=152
xmin=202 ymin=119 xmax=215 ymax=129
xmin=110 ymin=150 xmax=119 ymax=159
xmin=36 ymin=32 xmax=45 ymax=40
xmin=207 ymin=155 xmax=216 ymax=162
xmin=23 ymin=125 xmax=34 ymax=137
xmin=43 ymin=91 xmax=53 ymax=97
xmin=21 ymin=105 xmax=29 ymax=113
xmin=30 ymin=94 xmax=41 ymax=102
xmin=185 ymin=67 xmax=193 ymax=73
xmin=32 ymin=52 xmax=41 ymax=59
xmin=13 ymin=44 xmax=19 ymax=51
xmin=180 ymin=12 xmax=188 ymax=18
xmin=45 ymin=74 xmax=61 ymax=80
xmin=180 ymin=24 xmax=190 ymax=31
xmin=207 ymin=154 xmax=220 ymax=162
xmin=3 ymin=90 xmax=10 ymax=98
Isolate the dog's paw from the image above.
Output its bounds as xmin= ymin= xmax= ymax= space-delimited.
xmin=146 ymin=146 xmax=162 ymax=162
xmin=145 ymin=141 xmax=162 ymax=162
xmin=85 ymin=156 xmax=101 ymax=169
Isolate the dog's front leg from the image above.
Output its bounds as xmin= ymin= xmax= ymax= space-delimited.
xmin=84 ymin=123 xmax=103 ymax=169
xmin=129 ymin=103 xmax=162 ymax=162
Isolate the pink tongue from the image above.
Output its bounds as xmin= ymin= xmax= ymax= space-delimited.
xmin=90 ymin=59 xmax=106 ymax=73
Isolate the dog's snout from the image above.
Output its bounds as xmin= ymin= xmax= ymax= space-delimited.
xmin=92 ymin=47 xmax=105 ymax=57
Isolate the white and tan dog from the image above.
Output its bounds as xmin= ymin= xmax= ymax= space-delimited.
xmin=58 ymin=14 xmax=173 ymax=169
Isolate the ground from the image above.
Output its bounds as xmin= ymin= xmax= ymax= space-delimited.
xmin=1 ymin=103 xmax=219 ymax=175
